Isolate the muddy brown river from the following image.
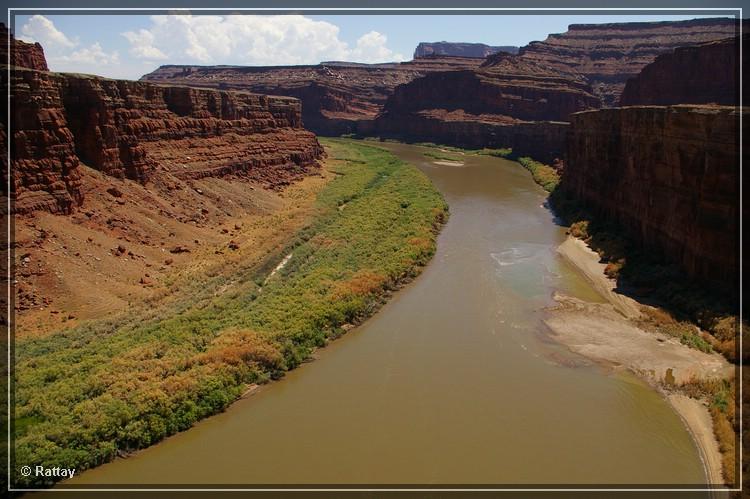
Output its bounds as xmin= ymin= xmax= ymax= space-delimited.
xmin=70 ymin=142 xmax=706 ymax=486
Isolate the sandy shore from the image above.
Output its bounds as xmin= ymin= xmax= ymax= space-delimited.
xmin=546 ymin=235 xmax=733 ymax=486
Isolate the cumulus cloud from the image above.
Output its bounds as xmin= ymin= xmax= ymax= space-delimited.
xmin=19 ymin=15 xmax=123 ymax=75
xmin=122 ymin=14 xmax=403 ymax=65
xmin=20 ymin=14 xmax=76 ymax=49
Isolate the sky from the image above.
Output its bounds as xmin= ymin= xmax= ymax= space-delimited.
xmin=11 ymin=13 xmax=733 ymax=80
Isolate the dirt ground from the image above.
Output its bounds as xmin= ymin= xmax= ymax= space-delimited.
xmin=13 ymin=161 xmax=331 ymax=338
xmin=546 ymin=235 xmax=734 ymax=487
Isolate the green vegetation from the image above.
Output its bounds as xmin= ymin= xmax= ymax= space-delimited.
xmin=12 ymin=138 xmax=448 ymax=487
xmin=678 ymin=377 xmax=738 ymax=485
xmin=422 ymin=149 xmax=464 ymax=162
xmin=517 ymin=157 xmax=560 ymax=192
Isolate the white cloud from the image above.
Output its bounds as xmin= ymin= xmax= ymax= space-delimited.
xmin=122 ymin=15 xmax=403 ymax=66
xmin=51 ymin=43 xmax=120 ymax=66
xmin=351 ymin=31 xmax=405 ymax=63
xmin=122 ymin=29 xmax=168 ymax=60
xmin=18 ymin=15 xmax=123 ymax=76
xmin=19 ymin=14 xmax=76 ymax=49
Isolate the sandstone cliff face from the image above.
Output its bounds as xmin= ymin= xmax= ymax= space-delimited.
xmin=563 ymin=106 xmax=741 ymax=288
xmin=620 ymin=36 xmax=745 ymax=106
xmin=8 ymin=68 xmax=324 ymax=215
xmin=140 ymin=57 xmax=483 ymax=135
xmin=0 ymin=23 xmax=49 ymax=71
xmin=373 ymin=53 xmax=597 ymax=161
xmin=414 ymin=42 xmax=518 ymax=58
xmin=519 ymin=18 xmax=739 ymax=106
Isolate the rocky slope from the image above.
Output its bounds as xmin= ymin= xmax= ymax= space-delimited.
xmin=414 ymin=41 xmax=518 ymax=58
xmin=563 ymin=105 xmax=742 ymax=289
xmin=620 ymin=35 xmax=746 ymax=106
xmin=141 ymin=57 xmax=484 ymax=135
xmin=0 ymin=23 xmax=48 ymax=70
xmin=519 ymin=18 xmax=739 ymax=105
xmin=373 ymin=52 xmax=599 ymax=161
xmin=9 ymin=68 xmax=323 ymax=215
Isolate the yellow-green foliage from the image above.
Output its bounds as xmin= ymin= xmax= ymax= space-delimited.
xmin=517 ymin=156 xmax=559 ymax=192
xmin=13 ymin=138 xmax=448 ymax=487
xmin=422 ymin=149 xmax=464 ymax=162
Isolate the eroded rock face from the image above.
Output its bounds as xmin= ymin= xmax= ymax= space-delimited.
xmin=0 ymin=23 xmax=49 ymax=71
xmin=414 ymin=42 xmax=518 ymax=58
xmin=372 ymin=53 xmax=598 ymax=161
xmin=140 ymin=57 xmax=484 ymax=135
xmin=519 ymin=18 xmax=739 ymax=106
xmin=620 ymin=36 xmax=745 ymax=106
xmin=563 ymin=106 xmax=742 ymax=289
xmin=8 ymin=68 xmax=324 ymax=215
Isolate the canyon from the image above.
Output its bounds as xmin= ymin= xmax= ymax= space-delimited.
xmin=5 ymin=15 xmax=744 ymax=490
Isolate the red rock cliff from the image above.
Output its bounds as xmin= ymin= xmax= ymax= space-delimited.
xmin=372 ymin=53 xmax=598 ymax=162
xmin=620 ymin=36 xmax=746 ymax=106
xmin=0 ymin=23 xmax=49 ymax=71
xmin=519 ymin=18 xmax=739 ymax=106
xmin=140 ymin=57 xmax=483 ymax=135
xmin=7 ymin=68 xmax=324 ymax=215
xmin=563 ymin=106 xmax=742 ymax=289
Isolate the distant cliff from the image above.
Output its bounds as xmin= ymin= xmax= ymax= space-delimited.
xmin=414 ymin=42 xmax=518 ymax=59
xmin=620 ymin=36 xmax=745 ymax=106
xmin=141 ymin=57 xmax=483 ymax=136
xmin=373 ymin=52 xmax=598 ymax=162
xmin=518 ymin=18 xmax=739 ymax=106
xmin=563 ymin=106 xmax=742 ymax=289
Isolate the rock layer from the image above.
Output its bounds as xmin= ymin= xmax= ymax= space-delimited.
xmin=372 ymin=53 xmax=598 ymax=162
xmin=563 ymin=105 xmax=742 ymax=289
xmin=8 ymin=68 xmax=324 ymax=215
xmin=141 ymin=57 xmax=484 ymax=135
xmin=0 ymin=23 xmax=49 ymax=70
xmin=414 ymin=42 xmax=518 ymax=58
xmin=620 ymin=36 xmax=745 ymax=106
xmin=519 ymin=18 xmax=739 ymax=105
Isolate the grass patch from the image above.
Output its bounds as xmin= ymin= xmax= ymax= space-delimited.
xmin=422 ymin=149 xmax=464 ymax=162
xmin=517 ymin=157 xmax=560 ymax=193
xmin=12 ymin=138 xmax=448 ymax=487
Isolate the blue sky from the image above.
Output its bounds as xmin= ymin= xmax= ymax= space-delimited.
xmin=12 ymin=13 xmax=732 ymax=80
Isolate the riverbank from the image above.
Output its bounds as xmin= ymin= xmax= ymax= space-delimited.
xmin=546 ymin=235 xmax=733 ymax=486
xmin=14 ymin=139 xmax=448 ymax=488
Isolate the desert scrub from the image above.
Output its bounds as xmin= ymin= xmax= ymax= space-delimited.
xmin=12 ymin=138 xmax=448 ymax=487
xmin=678 ymin=377 xmax=738 ymax=485
xmin=517 ymin=157 xmax=560 ymax=192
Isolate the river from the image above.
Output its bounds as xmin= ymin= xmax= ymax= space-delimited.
xmin=69 ymin=141 xmax=706 ymax=487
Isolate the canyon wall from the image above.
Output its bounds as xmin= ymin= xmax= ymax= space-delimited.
xmin=563 ymin=106 xmax=741 ymax=289
xmin=620 ymin=36 xmax=745 ymax=106
xmin=9 ymin=68 xmax=324 ymax=215
xmin=0 ymin=24 xmax=48 ymax=70
xmin=141 ymin=57 xmax=483 ymax=136
xmin=414 ymin=42 xmax=518 ymax=58
xmin=519 ymin=18 xmax=739 ymax=106
xmin=373 ymin=52 xmax=598 ymax=162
